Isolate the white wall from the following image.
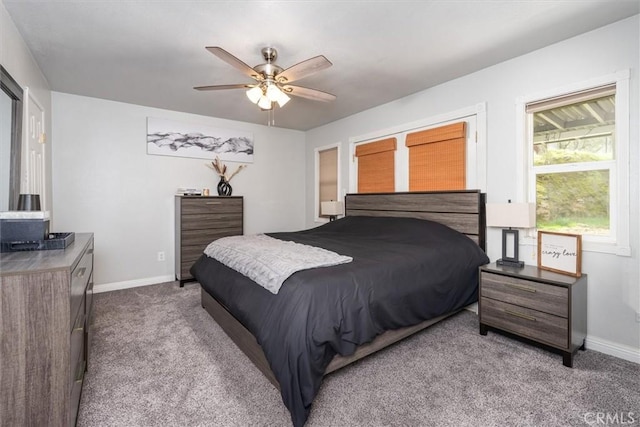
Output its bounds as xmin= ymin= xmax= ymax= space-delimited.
xmin=52 ymin=93 xmax=306 ymax=289
xmin=0 ymin=1 xmax=52 ymax=212
xmin=305 ymin=16 xmax=640 ymax=359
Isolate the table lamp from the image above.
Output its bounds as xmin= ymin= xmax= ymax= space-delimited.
xmin=486 ymin=201 xmax=536 ymax=268
xmin=321 ymin=201 xmax=343 ymax=221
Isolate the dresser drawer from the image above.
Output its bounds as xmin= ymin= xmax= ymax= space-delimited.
xmin=181 ymin=227 xmax=243 ymax=248
xmin=181 ymin=213 xmax=243 ymax=231
xmin=481 ymin=297 xmax=568 ymax=349
xmin=481 ymin=272 xmax=568 ymax=318
xmin=69 ymin=344 xmax=85 ymax=427
xmin=181 ymin=198 xmax=243 ymax=215
xmin=70 ymin=242 xmax=94 ymax=327
xmin=70 ymin=297 xmax=85 ymax=388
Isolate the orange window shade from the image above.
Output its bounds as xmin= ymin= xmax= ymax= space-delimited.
xmin=406 ymin=122 xmax=466 ymax=191
xmin=355 ymin=138 xmax=396 ymax=193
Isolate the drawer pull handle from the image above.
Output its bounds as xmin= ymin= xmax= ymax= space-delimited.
xmin=75 ymin=361 xmax=86 ymax=383
xmin=505 ymin=283 xmax=536 ymax=293
xmin=205 ymin=202 xmax=222 ymax=205
xmin=72 ymin=314 xmax=84 ymax=331
xmin=504 ymin=309 xmax=537 ymax=322
xmin=75 ymin=267 xmax=86 ymax=279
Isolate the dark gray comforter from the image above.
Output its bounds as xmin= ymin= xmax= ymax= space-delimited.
xmin=191 ymin=216 xmax=489 ymax=426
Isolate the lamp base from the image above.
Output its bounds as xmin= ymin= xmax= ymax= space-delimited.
xmin=496 ymin=258 xmax=525 ymax=268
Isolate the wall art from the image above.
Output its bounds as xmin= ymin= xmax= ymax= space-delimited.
xmin=146 ymin=117 xmax=253 ymax=162
xmin=537 ymin=231 xmax=582 ymax=277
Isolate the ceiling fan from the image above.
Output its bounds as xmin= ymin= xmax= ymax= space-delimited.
xmin=194 ymin=46 xmax=336 ymax=111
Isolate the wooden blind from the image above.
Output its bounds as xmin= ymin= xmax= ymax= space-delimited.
xmin=355 ymin=137 xmax=396 ymax=193
xmin=406 ymin=122 xmax=466 ymax=191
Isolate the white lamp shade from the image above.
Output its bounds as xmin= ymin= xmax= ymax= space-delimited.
xmin=257 ymin=95 xmax=272 ymax=110
xmin=486 ymin=203 xmax=536 ymax=228
xmin=266 ymin=84 xmax=290 ymax=108
xmin=246 ymin=86 xmax=263 ymax=104
xmin=321 ymin=201 xmax=343 ymax=216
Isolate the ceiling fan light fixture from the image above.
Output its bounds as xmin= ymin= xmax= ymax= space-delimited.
xmin=246 ymin=86 xmax=263 ymax=104
xmin=197 ymin=46 xmax=334 ymax=113
xmin=257 ymin=95 xmax=272 ymax=110
xmin=266 ymin=84 xmax=290 ymax=108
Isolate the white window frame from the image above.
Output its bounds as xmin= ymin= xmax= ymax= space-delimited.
xmin=314 ymin=142 xmax=341 ymax=223
xmin=516 ymin=70 xmax=630 ymax=256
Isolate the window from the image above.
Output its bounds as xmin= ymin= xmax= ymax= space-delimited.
xmin=354 ymin=137 xmax=396 ymax=193
xmin=522 ymin=71 xmax=630 ymax=254
xmin=348 ymin=104 xmax=487 ymax=194
xmin=406 ymin=122 xmax=466 ymax=191
xmin=314 ymin=144 xmax=340 ymax=221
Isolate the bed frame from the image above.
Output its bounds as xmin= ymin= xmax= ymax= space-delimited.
xmin=200 ymin=190 xmax=486 ymax=390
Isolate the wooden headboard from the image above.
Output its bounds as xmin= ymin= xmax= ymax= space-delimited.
xmin=344 ymin=190 xmax=486 ymax=251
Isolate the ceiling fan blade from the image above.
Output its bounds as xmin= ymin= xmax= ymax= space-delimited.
xmin=205 ymin=46 xmax=260 ymax=80
xmin=194 ymin=83 xmax=253 ymax=91
xmin=282 ymin=85 xmax=336 ymax=102
xmin=276 ymin=55 xmax=332 ymax=83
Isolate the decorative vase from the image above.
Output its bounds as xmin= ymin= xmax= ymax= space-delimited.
xmin=217 ymin=176 xmax=232 ymax=196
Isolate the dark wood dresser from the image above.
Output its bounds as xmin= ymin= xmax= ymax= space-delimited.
xmin=0 ymin=233 xmax=94 ymax=426
xmin=175 ymin=196 xmax=243 ymax=285
xmin=479 ymin=262 xmax=587 ymax=367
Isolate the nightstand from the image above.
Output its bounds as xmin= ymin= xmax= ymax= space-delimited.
xmin=479 ymin=262 xmax=587 ymax=367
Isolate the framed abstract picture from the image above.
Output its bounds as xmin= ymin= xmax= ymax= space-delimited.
xmin=146 ymin=117 xmax=253 ymax=163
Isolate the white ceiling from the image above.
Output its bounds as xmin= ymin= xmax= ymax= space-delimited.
xmin=4 ymin=0 xmax=639 ymax=131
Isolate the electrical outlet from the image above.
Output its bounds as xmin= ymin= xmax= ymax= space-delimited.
xmin=157 ymin=251 xmax=165 ymax=262
xmin=636 ymin=311 xmax=640 ymax=323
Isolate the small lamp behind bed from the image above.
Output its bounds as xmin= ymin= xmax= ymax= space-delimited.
xmin=486 ymin=201 xmax=535 ymax=268
xmin=321 ymin=201 xmax=343 ymax=221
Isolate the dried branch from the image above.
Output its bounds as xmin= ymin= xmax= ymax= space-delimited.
xmin=206 ymin=156 xmax=247 ymax=181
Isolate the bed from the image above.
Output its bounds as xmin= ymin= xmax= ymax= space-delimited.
xmin=190 ymin=190 xmax=489 ymax=426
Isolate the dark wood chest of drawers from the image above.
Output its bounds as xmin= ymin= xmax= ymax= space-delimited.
xmin=1 ymin=233 xmax=94 ymax=426
xmin=175 ymin=196 xmax=243 ymax=285
xmin=479 ymin=263 xmax=587 ymax=367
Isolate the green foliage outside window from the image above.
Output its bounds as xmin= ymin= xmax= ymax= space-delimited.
xmin=535 ymin=151 xmax=610 ymax=235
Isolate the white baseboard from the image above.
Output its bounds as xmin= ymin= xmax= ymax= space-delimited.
xmin=464 ymin=302 xmax=479 ymax=314
xmin=94 ymin=275 xmax=176 ymax=294
xmin=585 ymin=336 xmax=640 ymax=364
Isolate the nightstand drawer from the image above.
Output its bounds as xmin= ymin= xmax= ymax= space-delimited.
xmin=481 ymin=297 xmax=568 ymax=349
xmin=481 ymin=272 xmax=568 ymax=318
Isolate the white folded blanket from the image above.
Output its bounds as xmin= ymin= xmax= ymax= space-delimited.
xmin=204 ymin=234 xmax=353 ymax=294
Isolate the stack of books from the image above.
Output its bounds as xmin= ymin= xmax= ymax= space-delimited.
xmin=176 ymin=187 xmax=201 ymax=196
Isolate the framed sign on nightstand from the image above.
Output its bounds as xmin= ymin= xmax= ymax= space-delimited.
xmin=537 ymin=231 xmax=582 ymax=277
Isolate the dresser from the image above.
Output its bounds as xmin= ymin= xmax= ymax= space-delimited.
xmin=175 ymin=196 xmax=243 ymax=285
xmin=0 ymin=233 xmax=94 ymax=426
xmin=479 ymin=262 xmax=587 ymax=367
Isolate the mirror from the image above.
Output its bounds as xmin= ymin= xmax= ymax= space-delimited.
xmin=1 ymin=65 xmax=23 ymax=211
